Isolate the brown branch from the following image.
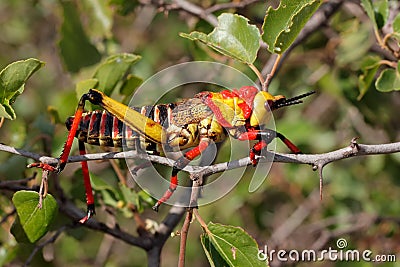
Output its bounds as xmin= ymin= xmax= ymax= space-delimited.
xmin=1 ymin=140 xmax=399 ymax=239
xmin=270 ymin=189 xmax=321 ymax=246
xmin=2 ymin=139 xmax=398 ymax=265
xmin=0 ymin=208 xmax=16 ymax=225
xmin=146 ymin=0 xmax=263 ymax=27
xmin=148 ymin=204 xmax=187 ymax=267
xmin=205 ymin=0 xmax=263 ymax=14
xmin=24 ymin=225 xmax=68 ymax=267
xmin=178 ymin=209 xmax=193 ymax=267
xmin=1 ymin=141 xmax=400 ymax=176
xmin=172 ymin=0 xmax=218 ymax=26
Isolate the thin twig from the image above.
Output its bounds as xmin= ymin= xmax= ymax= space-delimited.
xmin=59 ymin=198 xmax=154 ymax=249
xmin=24 ymin=225 xmax=68 ymax=267
xmin=270 ymin=189 xmax=321 ymax=246
xmin=0 ymin=172 xmax=37 ymax=186
xmin=248 ymin=63 xmax=265 ymax=87
xmin=94 ymin=216 xmax=117 ymax=267
xmin=178 ymin=209 xmax=193 ymax=267
xmin=0 ymin=208 xmax=16 ymax=225
xmin=172 ymin=0 xmax=218 ymax=26
xmin=205 ymin=0 xmax=263 ymax=13
xmin=148 ymin=204 xmax=188 ymax=267
xmin=109 ymin=159 xmax=127 ymax=186
xmin=263 ymin=54 xmax=281 ymax=90
xmin=379 ymin=59 xmax=398 ymax=68
xmin=157 ymin=0 xmax=262 ymax=27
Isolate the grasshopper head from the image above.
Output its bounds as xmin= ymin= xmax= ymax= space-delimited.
xmin=250 ymin=90 xmax=315 ymax=126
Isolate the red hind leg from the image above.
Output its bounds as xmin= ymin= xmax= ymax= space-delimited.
xmin=78 ymin=141 xmax=95 ymax=223
xmin=152 ymin=139 xmax=210 ymax=211
xmin=29 ymin=93 xmax=95 ymax=223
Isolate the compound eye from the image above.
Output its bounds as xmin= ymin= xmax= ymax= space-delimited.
xmin=265 ymin=100 xmax=274 ymax=110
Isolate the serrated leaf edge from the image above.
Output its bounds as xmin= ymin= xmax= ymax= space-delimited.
xmin=205 ymin=223 xmax=261 ymax=266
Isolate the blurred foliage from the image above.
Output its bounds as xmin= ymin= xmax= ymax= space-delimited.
xmin=0 ymin=0 xmax=400 ymax=267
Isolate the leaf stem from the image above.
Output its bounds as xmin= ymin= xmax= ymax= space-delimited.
xmin=248 ymin=63 xmax=264 ymax=88
xmin=379 ymin=59 xmax=398 ymax=68
xmin=263 ymin=53 xmax=282 ymax=91
xmin=193 ymin=209 xmax=210 ymax=235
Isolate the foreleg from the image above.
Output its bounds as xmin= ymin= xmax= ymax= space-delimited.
xmin=238 ymin=129 xmax=302 ymax=165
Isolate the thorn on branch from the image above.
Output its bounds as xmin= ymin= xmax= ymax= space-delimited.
xmin=343 ymin=137 xmax=360 ymax=158
xmin=190 ymin=172 xmax=202 ymax=181
xmin=318 ymin=164 xmax=324 ymax=201
xmin=312 ymin=162 xmax=325 ymax=201
xmin=350 ymin=137 xmax=359 ymax=152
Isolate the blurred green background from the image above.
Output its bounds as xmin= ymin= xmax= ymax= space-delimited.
xmin=0 ymin=0 xmax=399 ymax=266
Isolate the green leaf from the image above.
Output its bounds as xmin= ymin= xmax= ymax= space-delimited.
xmin=201 ymin=235 xmax=230 ymax=267
xmin=59 ymin=1 xmax=102 ymax=73
xmin=89 ymin=172 xmax=122 ymax=208
xmin=374 ymin=0 xmax=388 ymax=29
xmin=375 ymin=62 xmax=400 ymax=92
xmin=100 ymin=189 xmax=120 ymax=208
xmin=358 ymin=55 xmax=381 ymax=100
xmin=118 ymin=183 xmax=136 ymax=215
xmin=119 ymin=74 xmax=143 ymax=97
xmin=89 ymin=172 xmax=115 ymax=191
xmin=392 ymin=13 xmax=400 ymax=41
xmin=137 ymin=190 xmax=156 ymax=212
xmin=80 ymin=0 xmax=113 ymax=39
xmin=93 ymin=53 xmax=141 ymax=95
xmin=180 ymin=13 xmax=260 ymax=64
xmin=0 ymin=58 xmax=44 ymax=120
xmin=262 ymin=0 xmax=322 ymax=54
xmin=12 ymin=191 xmax=58 ymax=243
xmin=76 ymin=78 xmax=99 ymax=99
xmin=336 ymin=22 xmax=371 ymax=66
xmin=10 ymin=215 xmax=30 ymax=243
xmin=201 ymin=223 xmax=267 ymax=267
xmin=360 ymin=0 xmax=376 ymax=28
xmin=360 ymin=0 xmax=388 ymax=30
xmin=394 ymin=13 xmax=400 ymax=33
